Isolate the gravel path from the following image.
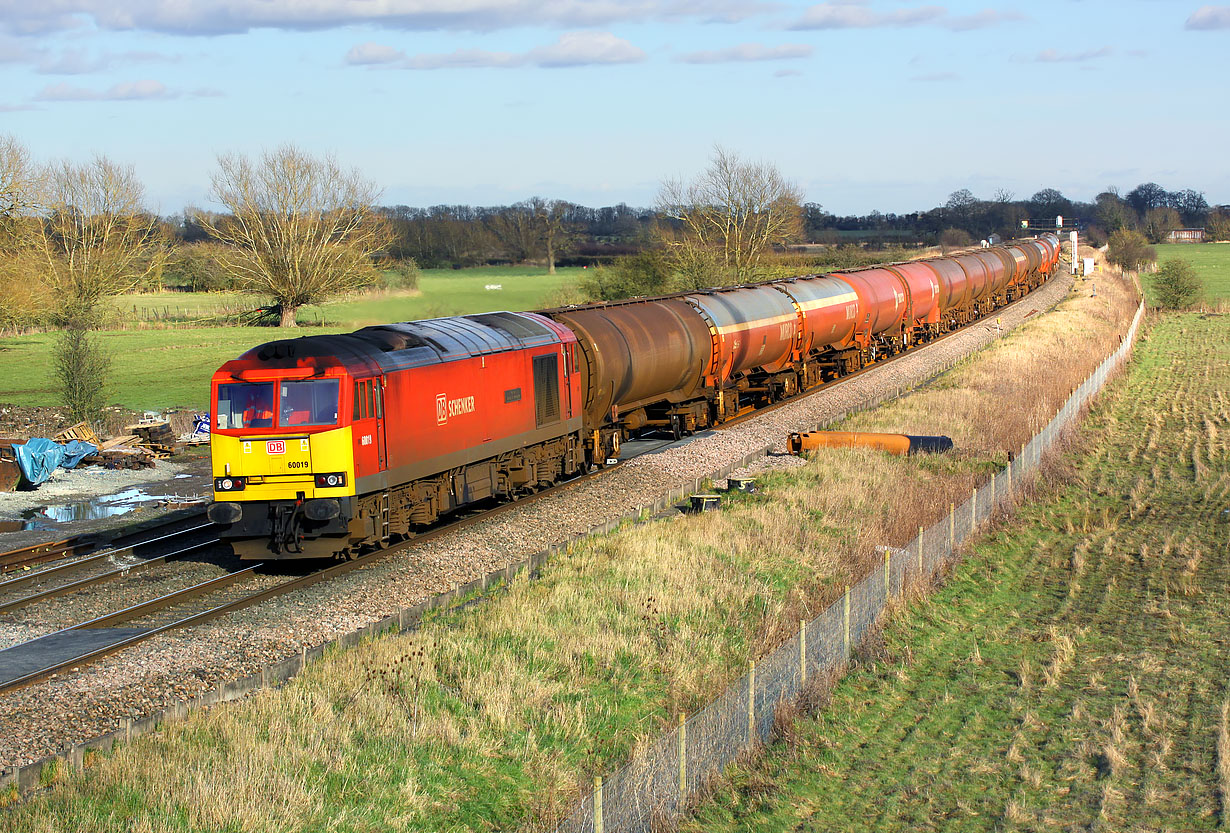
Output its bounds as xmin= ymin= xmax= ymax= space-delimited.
xmin=0 ymin=272 xmax=1077 ymax=769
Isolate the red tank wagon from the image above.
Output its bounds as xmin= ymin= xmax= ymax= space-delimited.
xmin=208 ymin=312 xmax=584 ymax=559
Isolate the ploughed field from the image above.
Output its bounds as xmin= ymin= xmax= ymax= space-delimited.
xmin=682 ymin=310 xmax=1230 ymax=832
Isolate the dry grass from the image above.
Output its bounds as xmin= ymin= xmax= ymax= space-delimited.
xmin=6 ymin=270 xmax=1141 ymax=831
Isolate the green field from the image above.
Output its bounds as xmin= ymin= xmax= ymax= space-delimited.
xmin=117 ymin=266 xmax=581 ymax=327
xmin=683 ymin=311 xmax=1230 ymax=832
xmin=1147 ymin=242 xmax=1230 ymax=305
xmin=0 ymin=267 xmax=580 ymax=411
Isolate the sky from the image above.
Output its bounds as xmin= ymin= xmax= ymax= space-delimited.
xmin=1 ymin=1 xmax=1227 ymax=216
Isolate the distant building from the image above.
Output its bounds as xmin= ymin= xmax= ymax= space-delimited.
xmin=1167 ymin=228 xmax=1205 ymax=242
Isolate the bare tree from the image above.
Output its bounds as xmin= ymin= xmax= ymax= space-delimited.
xmin=1143 ymin=206 xmax=1181 ymax=244
xmin=0 ymin=135 xmax=49 ymax=331
xmin=657 ymin=145 xmax=803 ymax=286
xmin=32 ymin=154 xmax=167 ymax=326
xmin=197 ymin=145 xmax=392 ymax=327
xmin=0 ymin=134 xmax=39 ymax=243
xmin=530 ymin=197 xmax=576 ymax=274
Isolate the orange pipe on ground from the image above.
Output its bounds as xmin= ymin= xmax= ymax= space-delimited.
xmin=788 ymin=431 xmax=953 ymax=456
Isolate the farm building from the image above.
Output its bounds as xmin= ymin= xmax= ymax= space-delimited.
xmin=1167 ymin=228 xmax=1205 ymax=242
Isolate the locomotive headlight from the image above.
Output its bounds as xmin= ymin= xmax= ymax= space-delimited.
xmin=314 ymin=472 xmax=346 ymax=488
xmin=215 ymin=476 xmax=245 ymax=491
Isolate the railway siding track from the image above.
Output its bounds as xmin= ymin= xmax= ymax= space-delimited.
xmin=0 ymin=522 xmax=218 ymax=613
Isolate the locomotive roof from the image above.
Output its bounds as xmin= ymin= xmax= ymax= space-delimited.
xmin=236 ymin=311 xmax=565 ymax=374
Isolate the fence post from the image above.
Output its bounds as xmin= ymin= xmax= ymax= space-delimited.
xmin=883 ymin=550 xmax=891 ymax=601
xmin=747 ymin=661 xmax=756 ymax=743
xmin=843 ymin=586 xmax=851 ymax=657
xmin=971 ymin=489 xmax=976 ymax=531
xmin=678 ymin=712 xmax=687 ymax=801
xmin=917 ymin=526 xmax=924 ymax=580
xmin=1006 ymin=457 xmax=1012 ymax=496
xmin=949 ymin=503 xmax=955 ymax=555
xmin=799 ymin=620 xmax=807 ymax=683
xmin=991 ymin=471 xmax=997 ymax=508
xmin=594 ymin=776 xmax=604 ymax=833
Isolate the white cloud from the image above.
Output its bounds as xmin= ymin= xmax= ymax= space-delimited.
xmin=403 ymin=47 xmax=522 ymax=69
xmin=0 ymin=35 xmax=42 ymax=63
xmin=679 ymin=43 xmax=812 ymax=63
xmin=791 ymin=2 xmax=945 ymax=29
xmin=0 ymin=0 xmax=770 ymax=36
xmin=527 ymin=31 xmax=645 ymax=67
xmin=790 ymin=2 xmax=1022 ymax=31
xmin=1034 ymin=46 xmax=1112 ymax=63
xmin=354 ymin=31 xmax=645 ymax=70
xmin=344 ymin=42 xmax=405 ymax=65
xmin=944 ymin=9 xmax=1024 ymax=31
xmin=36 ymin=49 xmax=177 ymax=75
xmin=36 ymin=79 xmax=174 ymax=101
xmin=1186 ymin=5 xmax=1230 ymax=29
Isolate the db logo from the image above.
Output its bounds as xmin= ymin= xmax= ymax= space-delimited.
xmin=436 ymin=393 xmax=448 ymax=426
xmin=266 ymin=440 xmax=285 ymax=455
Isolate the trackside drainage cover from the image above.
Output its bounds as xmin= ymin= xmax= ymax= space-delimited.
xmin=727 ymin=477 xmax=757 ymax=493
xmin=0 ymin=628 xmax=150 ymax=688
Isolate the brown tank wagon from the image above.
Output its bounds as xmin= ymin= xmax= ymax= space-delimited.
xmin=540 ymin=232 xmax=1060 ymax=465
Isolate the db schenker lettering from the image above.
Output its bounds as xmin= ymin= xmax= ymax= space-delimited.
xmin=447 ymin=396 xmax=476 ymax=417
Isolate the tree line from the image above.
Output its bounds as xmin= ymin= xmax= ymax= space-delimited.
xmin=2 ymin=131 xmax=1222 ymax=421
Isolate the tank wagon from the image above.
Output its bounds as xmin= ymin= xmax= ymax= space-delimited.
xmin=207 ymin=234 xmax=1059 ymax=559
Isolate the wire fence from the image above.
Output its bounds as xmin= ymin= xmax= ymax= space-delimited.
xmin=556 ymin=300 xmax=1146 ymax=833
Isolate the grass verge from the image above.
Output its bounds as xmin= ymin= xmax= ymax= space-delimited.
xmin=682 ymin=309 xmax=1230 ymax=832
xmin=3 ymin=272 xmax=1139 ymax=831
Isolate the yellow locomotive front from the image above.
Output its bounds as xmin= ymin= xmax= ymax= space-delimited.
xmin=207 ymin=358 xmax=362 ymax=559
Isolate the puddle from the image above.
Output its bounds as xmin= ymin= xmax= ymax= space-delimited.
xmin=0 ymin=517 xmax=55 ymax=533
xmin=20 ymin=488 xmax=191 ymax=526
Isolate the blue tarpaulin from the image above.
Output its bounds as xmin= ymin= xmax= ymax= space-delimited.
xmin=14 ymin=439 xmax=65 ymax=486
xmin=13 ymin=438 xmax=99 ymax=486
xmin=60 ymin=440 xmax=98 ymax=469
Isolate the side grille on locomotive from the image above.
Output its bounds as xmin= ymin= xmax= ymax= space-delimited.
xmin=532 ymin=353 xmax=560 ymax=427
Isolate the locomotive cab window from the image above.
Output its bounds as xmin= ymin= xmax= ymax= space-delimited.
xmin=217 ymin=382 xmax=274 ymax=430
xmin=279 ymin=380 xmax=339 ymax=427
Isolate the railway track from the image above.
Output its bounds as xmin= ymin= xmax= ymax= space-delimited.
xmin=0 ymin=536 xmax=98 ymax=575
xmin=0 ymin=490 xmax=566 ymax=694
xmin=0 ymin=275 xmax=1055 ymax=696
xmin=0 ymin=521 xmax=220 ymax=615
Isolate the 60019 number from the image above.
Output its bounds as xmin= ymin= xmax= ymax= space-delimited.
xmin=287 ymin=461 xmax=310 ymax=469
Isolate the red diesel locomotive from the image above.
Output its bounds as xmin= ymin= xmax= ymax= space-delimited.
xmin=208 ymin=312 xmax=584 ymax=558
xmin=207 ymin=234 xmax=1060 ymax=559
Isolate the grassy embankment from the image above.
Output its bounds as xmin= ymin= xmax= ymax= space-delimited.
xmin=2 ymin=271 xmax=1140 ymax=830
xmin=0 ymin=267 xmax=577 ymax=411
xmin=683 ymin=315 xmax=1230 ymax=830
